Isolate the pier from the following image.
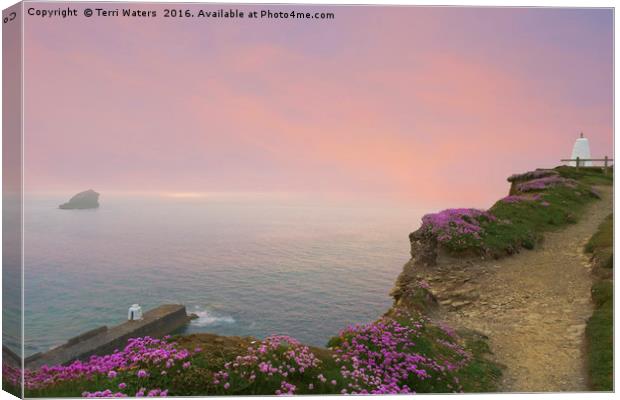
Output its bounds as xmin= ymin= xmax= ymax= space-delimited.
xmin=25 ymin=304 xmax=192 ymax=369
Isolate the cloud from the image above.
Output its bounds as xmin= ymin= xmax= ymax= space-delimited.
xmin=23 ymin=6 xmax=612 ymax=207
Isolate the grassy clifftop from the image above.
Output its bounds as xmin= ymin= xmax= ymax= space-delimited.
xmin=412 ymin=166 xmax=610 ymax=261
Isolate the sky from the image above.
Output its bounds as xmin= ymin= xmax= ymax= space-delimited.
xmin=23 ymin=5 xmax=613 ymax=208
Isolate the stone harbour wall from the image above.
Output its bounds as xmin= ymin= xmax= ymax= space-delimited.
xmin=25 ymin=304 xmax=191 ymax=369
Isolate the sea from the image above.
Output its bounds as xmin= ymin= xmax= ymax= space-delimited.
xmin=20 ymin=194 xmax=426 ymax=356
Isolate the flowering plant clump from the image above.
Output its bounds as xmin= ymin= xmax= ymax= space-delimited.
xmin=507 ymin=169 xmax=559 ymax=183
xmin=17 ymin=336 xmax=197 ymax=397
xmin=516 ymin=176 xmax=577 ymax=192
xmin=10 ymin=324 xmax=499 ymax=397
xmin=330 ymin=312 xmax=471 ymax=394
xmin=213 ymin=335 xmax=323 ymax=395
xmin=500 ymin=195 xmax=528 ymax=204
xmin=2 ymin=362 xmax=22 ymax=393
xmin=500 ymin=194 xmax=543 ymax=204
xmin=416 ymin=279 xmax=431 ymax=290
xmin=81 ymin=389 xmax=128 ymax=398
xmin=420 ymin=208 xmax=496 ymax=252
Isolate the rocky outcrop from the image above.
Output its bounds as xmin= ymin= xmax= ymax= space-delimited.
xmin=408 ymin=228 xmax=438 ymax=267
xmin=59 ymin=189 xmax=100 ymax=209
xmin=507 ymin=168 xmax=559 ymax=183
xmin=389 ymin=259 xmax=438 ymax=313
xmin=388 ymin=221 xmax=444 ymax=310
xmin=507 ymin=169 xmax=559 ymax=195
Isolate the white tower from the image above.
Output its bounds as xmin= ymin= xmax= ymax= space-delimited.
xmin=570 ymin=132 xmax=592 ymax=166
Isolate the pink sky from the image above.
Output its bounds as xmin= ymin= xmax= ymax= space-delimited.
xmin=23 ymin=5 xmax=613 ymax=208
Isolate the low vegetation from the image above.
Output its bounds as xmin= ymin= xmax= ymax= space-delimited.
xmin=485 ymin=184 xmax=595 ymax=254
xmin=5 ymin=306 xmax=500 ymax=397
xmin=585 ymin=213 xmax=613 ymax=391
xmin=585 ymin=213 xmax=613 ymax=270
xmin=420 ymin=169 xmax=601 ymax=257
xmin=555 ymin=165 xmax=613 ymax=186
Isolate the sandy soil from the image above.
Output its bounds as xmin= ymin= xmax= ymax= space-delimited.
xmin=418 ymin=186 xmax=612 ymax=392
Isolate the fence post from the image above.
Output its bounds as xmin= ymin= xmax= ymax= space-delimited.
xmin=576 ymin=157 xmax=580 ymax=172
xmin=604 ymin=156 xmax=609 ymax=175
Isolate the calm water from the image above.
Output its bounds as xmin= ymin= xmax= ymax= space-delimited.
xmin=23 ymin=194 xmax=423 ymax=356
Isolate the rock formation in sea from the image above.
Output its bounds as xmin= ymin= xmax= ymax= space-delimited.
xmin=59 ymin=189 xmax=100 ymax=209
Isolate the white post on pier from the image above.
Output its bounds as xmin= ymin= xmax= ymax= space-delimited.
xmin=128 ymin=304 xmax=143 ymax=321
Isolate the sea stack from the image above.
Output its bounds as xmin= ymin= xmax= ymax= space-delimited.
xmin=59 ymin=189 xmax=100 ymax=209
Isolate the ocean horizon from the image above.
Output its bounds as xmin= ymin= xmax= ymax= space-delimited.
xmin=22 ymin=193 xmax=427 ymax=356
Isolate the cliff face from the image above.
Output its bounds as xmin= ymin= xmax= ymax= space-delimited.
xmin=389 ymin=219 xmax=440 ymax=311
xmin=59 ymin=189 xmax=100 ymax=209
xmin=388 ymin=227 xmax=439 ymax=310
xmin=506 ymin=168 xmax=560 ymax=195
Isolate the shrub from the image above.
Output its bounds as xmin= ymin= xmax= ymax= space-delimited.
xmin=419 ymin=209 xmax=495 ymax=253
xmin=20 ymin=336 xmax=196 ymax=397
xmin=516 ymin=176 xmax=577 ymax=192
xmin=212 ymin=335 xmax=323 ymax=395
xmin=507 ymin=169 xmax=559 ymax=183
xmin=329 ymin=312 xmax=471 ymax=394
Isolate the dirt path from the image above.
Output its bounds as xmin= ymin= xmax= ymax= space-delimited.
xmin=420 ymin=186 xmax=612 ymax=392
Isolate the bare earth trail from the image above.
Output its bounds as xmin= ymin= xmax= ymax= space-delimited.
xmin=420 ymin=186 xmax=612 ymax=392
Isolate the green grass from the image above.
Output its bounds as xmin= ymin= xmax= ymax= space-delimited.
xmin=585 ymin=213 xmax=613 ymax=270
xmin=591 ymin=280 xmax=613 ymax=309
xmin=586 ymin=280 xmax=613 ymax=391
xmin=586 ymin=214 xmax=613 ymax=253
xmin=483 ymin=184 xmax=597 ymax=256
xmin=555 ymin=165 xmax=613 ymax=186
xmin=456 ymin=330 xmax=503 ymax=393
xmin=584 ymin=212 xmax=614 ymax=391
